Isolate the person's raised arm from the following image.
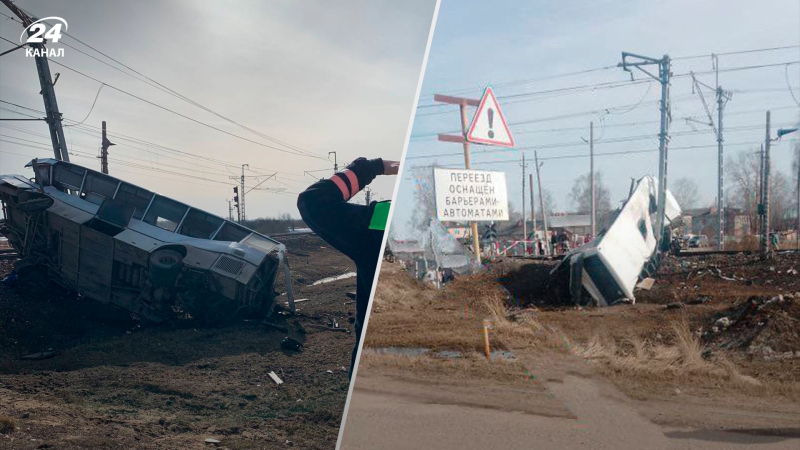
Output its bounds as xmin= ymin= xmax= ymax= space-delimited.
xmin=297 ymin=157 xmax=396 ymax=260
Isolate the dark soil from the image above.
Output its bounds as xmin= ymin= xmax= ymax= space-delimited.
xmin=0 ymin=234 xmax=357 ymax=449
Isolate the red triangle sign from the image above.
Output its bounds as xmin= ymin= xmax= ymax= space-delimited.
xmin=466 ymin=86 xmax=514 ymax=147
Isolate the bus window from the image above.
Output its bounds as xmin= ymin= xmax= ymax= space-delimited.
xmin=142 ymin=196 xmax=188 ymax=232
xmin=116 ymin=183 xmax=153 ymax=220
xmin=81 ymin=172 xmax=120 ymax=205
xmin=52 ymin=163 xmax=85 ymax=194
xmin=213 ymin=222 xmax=251 ymax=242
xmin=179 ymin=209 xmax=224 ymax=239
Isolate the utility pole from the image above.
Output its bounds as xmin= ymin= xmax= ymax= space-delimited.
xmin=364 ymin=186 xmax=371 ymax=205
xmin=590 ymin=121 xmax=596 ymax=237
xmin=100 ymin=121 xmax=114 ymax=174
xmin=620 ymin=52 xmax=671 ymax=249
xmin=534 ymin=150 xmax=550 ymax=255
xmin=761 ymin=111 xmax=771 ymax=257
xmin=796 ymin=146 xmax=800 ymax=249
xmin=1 ymin=0 xmax=69 ymax=161
xmin=529 ymin=173 xmax=535 ymax=253
xmin=227 ymin=200 xmax=233 ymax=221
xmin=240 ymin=164 xmax=248 ymax=222
xmin=434 ymin=94 xmax=482 ymax=262
xmin=521 ymin=153 xmax=528 ymax=254
xmin=690 ymin=59 xmax=732 ymax=250
xmin=328 ymin=151 xmax=338 ymax=173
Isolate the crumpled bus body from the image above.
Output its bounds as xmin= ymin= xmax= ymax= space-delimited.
xmin=0 ymin=159 xmax=294 ymax=322
xmin=550 ymin=175 xmax=681 ymax=306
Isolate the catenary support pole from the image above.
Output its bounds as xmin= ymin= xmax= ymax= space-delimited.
xmin=535 ymin=150 xmax=550 ymax=255
xmin=590 ymin=121 xmax=596 ymax=237
xmin=529 ymin=173 xmax=535 ymax=253
xmin=521 ymin=153 xmax=527 ymax=255
xmin=619 ymin=52 xmax=671 ymax=250
xmin=240 ymin=164 xmax=249 ymax=222
xmin=100 ymin=121 xmax=114 ymax=174
xmin=761 ymin=111 xmax=771 ymax=257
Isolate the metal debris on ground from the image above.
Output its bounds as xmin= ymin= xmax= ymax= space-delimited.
xmin=20 ymin=350 xmax=58 ymax=360
xmin=280 ymin=337 xmax=303 ymax=351
xmin=305 ymin=324 xmax=349 ymax=333
xmin=268 ymin=371 xmax=283 ymax=385
xmin=636 ymin=277 xmax=655 ymax=290
xmin=263 ymin=322 xmax=289 ymax=333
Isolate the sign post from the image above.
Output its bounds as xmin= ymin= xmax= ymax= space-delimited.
xmin=434 ymin=87 xmax=514 ymax=262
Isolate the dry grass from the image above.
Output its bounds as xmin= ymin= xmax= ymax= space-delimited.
xmin=0 ymin=415 xmax=16 ymax=434
xmin=725 ymin=235 xmax=759 ymax=251
xmin=358 ymin=351 xmax=531 ymax=384
xmin=571 ymin=320 xmax=800 ymax=399
xmin=366 ymin=263 xmax=569 ymax=355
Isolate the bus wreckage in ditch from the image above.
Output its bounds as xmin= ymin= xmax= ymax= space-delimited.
xmin=0 ymin=158 xmax=294 ymax=322
xmin=549 ymin=175 xmax=681 ymax=307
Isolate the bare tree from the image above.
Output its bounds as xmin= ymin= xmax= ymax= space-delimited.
xmin=569 ymin=171 xmax=611 ymax=223
xmin=671 ymin=177 xmax=699 ymax=209
xmin=535 ymin=188 xmax=557 ymax=218
xmin=727 ymin=148 xmax=793 ymax=233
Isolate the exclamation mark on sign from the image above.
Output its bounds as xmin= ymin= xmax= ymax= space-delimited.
xmin=487 ymin=108 xmax=495 ymax=138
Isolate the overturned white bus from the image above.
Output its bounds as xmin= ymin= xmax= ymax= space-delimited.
xmin=549 ymin=175 xmax=681 ymax=306
xmin=0 ymin=159 xmax=294 ymax=322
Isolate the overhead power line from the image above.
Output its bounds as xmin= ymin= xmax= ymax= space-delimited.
xmin=414 ymin=60 xmax=800 ymax=118
xmin=42 ymin=59 xmax=326 ymax=160
xmin=0 ymin=10 xmax=319 ymax=159
xmin=404 ymin=120 xmax=798 ymax=161
xmin=416 ymin=45 xmax=800 ymax=107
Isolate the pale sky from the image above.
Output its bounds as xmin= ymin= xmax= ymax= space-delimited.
xmin=0 ymin=0 xmax=437 ymax=219
xmin=392 ymin=0 xmax=800 ymax=236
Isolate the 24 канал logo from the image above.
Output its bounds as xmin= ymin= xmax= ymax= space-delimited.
xmin=20 ymin=16 xmax=67 ymax=58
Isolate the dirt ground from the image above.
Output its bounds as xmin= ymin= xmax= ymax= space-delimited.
xmin=347 ymin=252 xmax=800 ymax=447
xmin=0 ymin=234 xmax=357 ymax=449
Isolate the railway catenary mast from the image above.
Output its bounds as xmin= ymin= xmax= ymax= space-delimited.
xmin=1 ymin=0 xmax=70 ymax=161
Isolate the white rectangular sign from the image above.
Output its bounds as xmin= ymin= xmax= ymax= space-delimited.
xmin=434 ymin=168 xmax=509 ymax=222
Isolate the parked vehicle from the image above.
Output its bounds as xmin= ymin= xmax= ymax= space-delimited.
xmin=0 ymin=158 xmax=294 ymax=322
xmin=549 ymin=175 xmax=681 ymax=306
xmin=688 ymin=235 xmax=709 ymax=248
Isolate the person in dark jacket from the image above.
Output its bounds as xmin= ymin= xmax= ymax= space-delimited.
xmin=297 ymin=157 xmax=398 ymax=377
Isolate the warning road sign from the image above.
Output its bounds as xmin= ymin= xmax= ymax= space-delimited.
xmin=466 ymin=86 xmax=514 ymax=147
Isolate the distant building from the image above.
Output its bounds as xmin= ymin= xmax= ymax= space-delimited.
xmin=681 ymin=206 xmax=751 ymax=240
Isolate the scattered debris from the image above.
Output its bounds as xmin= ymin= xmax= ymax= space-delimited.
xmin=1 ymin=270 xmax=18 ymax=286
xmin=703 ymin=294 xmax=799 ymax=356
xmin=305 ymin=324 xmax=349 ymax=333
xmin=20 ymin=350 xmax=58 ymax=360
xmin=263 ymin=322 xmax=289 ymax=333
xmin=310 ymin=272 xmax=356 ymax=286
xmin=204 ymin=437 xmax=221 ymax=445
xmin=636 ymin=277 xmax=656 ymax=290
xmin=268 ymin=371 xmax=283 ymax=385
xmin=280 ymin=337 xmax=303 ymax=352
xmin=346 ymin=292 xmax=356 ymax=299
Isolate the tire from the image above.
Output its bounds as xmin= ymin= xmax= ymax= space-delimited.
xmin=149 ymin=249 xmax=183 ymax=286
